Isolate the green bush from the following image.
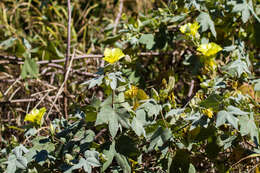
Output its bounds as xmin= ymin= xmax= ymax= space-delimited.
xmin=0 ymin=0 xmax=260 ymax=172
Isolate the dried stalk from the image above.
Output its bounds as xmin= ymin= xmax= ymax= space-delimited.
xmin=113 ymin=0 xmax=124 ymax=35
xmin=46 ymin=50 xmax=75 ymax=120
xmin=64 ymin=0 xmax=72 ymax=119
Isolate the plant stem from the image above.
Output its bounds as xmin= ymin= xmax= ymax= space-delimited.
xmin=63 ymin=0 xmax=71 ymax=119
xmin=160 ymin=110 xmax=168 ymax=129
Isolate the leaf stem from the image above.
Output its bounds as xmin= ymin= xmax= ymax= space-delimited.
xmin=112 ymin=89 xmax=115 ymax=109
xmin=160 ymin=110 xmax=168 ymax=129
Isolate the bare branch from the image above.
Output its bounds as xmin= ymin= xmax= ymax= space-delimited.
xmin=64 ymin=0 xmax=72 ymax=119
xmin=113 ymin=0 xmax=124 ymax=35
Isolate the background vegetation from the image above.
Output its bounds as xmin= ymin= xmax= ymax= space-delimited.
xmin=0 ymin=0 xmax=260 ymax=172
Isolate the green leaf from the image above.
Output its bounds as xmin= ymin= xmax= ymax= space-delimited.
xmin=109 ymin=109 xmax=119 ymax=138
xmin=115 ymin=135 xmax=139 ymax=157
xmin=108 ymin=73 xmax=118 ymax=90
xmin=239 ymin=113 xmax=259 ymax=146
xmin=65 ymin=151 xmax=100 ymax=173
xmin=115 ymin=153 xmax=131 ymax=173
xmin=189 ymin=163 xmax=196 ymax=173
xmin=166 ymin=76 xmax=175 ymax=93
xmin=102 ymin=141 xmax=116 ymax=172
xmin=220 ymin=136 xmax=237 ymax=150
xmin=139 ymin=34 xmax=155 ymax=50
xmin=23 ymin=38 xmax=32 ymax=50
xmin=117 ymin=110 xmax=130 ymax=129
xmin=84 ymin=130 xmax=95 ymax=143
xmin=102 ymin=34 xmax=122 ymax=44
xmin=65 ymin=158 xmax=85 ymax=173
xmin=6 ymin=155 xmax=16 ymax=173
xmin=232 ymin=0 xmax=254 ymax=23
xmin=31 ymin=137 xmax=55 ymax=153
xmin=131 ymin=116 xmax=146 ymax=137
xmin=82 ymin=75 xmax=104 ymax=89
xmin=196 ymin=12 xmax=216 ymax=37
xmin=5 ymin=145 xmax=29 ymax=172
xmin=166 ymin=108 xmax=184 ymax=118
xmin=148 ymin=126 xmax=172 ymax=151
xmin=139 ymin=100 xmax=161 ymax=117
xmin=199 ymin=94 xmax=222 ymax=111
xmin=223 ymin=59 xmax=250 ymax=77
xmin=188 ymin=112 xmax=210 ymax=130
xmin=0 ymin=37 xmax=17 ymax=50
xmin=254 ymin=80 xmax=260 ymax=91
xmin=168 ymin=14 xmax=187 ymax=23
xmin=95 ymin=105 xmax=119 ymax=138
xmin=21 ymin=58 xmax=39 ymax=79
xmin=84 ymin=150 xmax=101 ymax=167
xmin=216 ymin=110 xmax=239 ymax=130
xmin=226 ymin=106 xmax=248 ymax=116
xmin=95 ymin=105 xmax=111 ymax=125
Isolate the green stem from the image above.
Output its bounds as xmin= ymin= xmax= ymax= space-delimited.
xmin=112 ymin=89 xmax=115 ymax=109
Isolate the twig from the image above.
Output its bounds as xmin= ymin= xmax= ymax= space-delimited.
xmin=0 ymin=95 xmax=74 ymax=104
xmin=46 ymin=95 xmax=63 ymax=117
xmin=230 ymin=153 xmax=260 ymax=169
xmin=113 ymin=0 xmax=124 ymax=35
xmin=64 ymin=0 xmax=72 ymax=119
xmin=249 ymin=162 xmax=260 ymax=173
xmin=0 ymin=54 xmax=101 ymax=64
xmin=0 ymin=52 xmax=177 ymax=65
xmin=48 ymin=63 xmax=63 ymax=69
xmin=73 ymin=71 xmax=99 ymax=77
xmin=8 ymin=87 xmax=21 ymax=101
xmin=32 ymin=91 xmax=51 ymax=110
xmin=46 ymin=50 xmax=76 ymax=120
xmin=4 ymin=77 xmax=21 ymax=96
xmin=1 ymin=98 xmax=37 ymax=103
xmin=26 ymin=101 xmax=31 ymax=114
xmin=94 ymin=128 xmax=107 ymax=141
xmin=31 ymin=88 xmax=56 ymax=97
xmin=188 ymin=80 xmax=194 ymax=97
xmin=160 ymin=110 xmax=169 ymax=129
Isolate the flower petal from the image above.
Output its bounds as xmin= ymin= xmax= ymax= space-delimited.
xmin=112 ymin=48 xmax=125 ymax=60
xmin=103 ymin=48 xmax=125 ymax=64
xmin=197 ymin=42 xmax=222 ymax=56
xmin=104 ymin=48 xmax=112 ymax=57
xmin=24 ymin=107 xmax=46 ymax=125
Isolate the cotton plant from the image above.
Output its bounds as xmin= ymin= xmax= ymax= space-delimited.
xmin=179 ymin=22 xmax=222 ymax=72
xmin=101 ymin=48 xmax=150 ymax=111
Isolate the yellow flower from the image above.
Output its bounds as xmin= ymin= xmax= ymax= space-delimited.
xmin=129 ymin=158 xmax=138 ymax=172
xmin=137 ymin=89 xmax=149 ymax=100
xmin=103 ymin=48 xmax=125 ymax=64
xmin=197 ymin=42 xmax=222 ymax=57
xmin=202 ymin=108 xmax=214 ymax=118
xmin=180 ymin=22 xmax=200 ymax=37
xmin=204 ymin=58 xmax=217 ymax=70
xmin=168 ymin=92 xmax=176 ymax=105
xmin=125 ymin=85 xmax=138 ymax=99
xmin=125 ymin=85 xmax=149 ymax=110
xmin=24 ymin=107 xmax=46 ymax=125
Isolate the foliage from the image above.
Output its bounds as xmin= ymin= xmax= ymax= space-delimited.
xmin=0 ymin=0 xmax=260 ymax=172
